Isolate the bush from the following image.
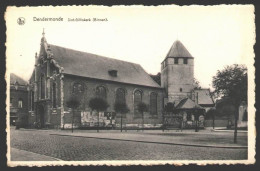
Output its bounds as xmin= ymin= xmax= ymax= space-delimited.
xmin=66 ymin=95 xmax=80 ymax=109
xmin=114 ymin=102 xmax=129 ymax=115
xmin=89 ymin=97 xmax=109 ymax=111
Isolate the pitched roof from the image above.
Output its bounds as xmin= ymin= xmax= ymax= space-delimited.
xmin=10 ymin=73 xmax=28 ymax=85
xmin=48 ymin=44 xmax=161 ymax=88
xmin=194 ymin=89 xmax=214 ymax=105
xmin=166 ymin=40 xmax=193 ymax=58
xmin=175 ymin=98 xmax=203 ymax=109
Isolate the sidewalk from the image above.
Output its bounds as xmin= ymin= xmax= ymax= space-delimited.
xmin=212 ymin=128 xmax=248 ymax=133
xmin=10 ymin=148 xmax=62 ymax=161
xmin=49 ymin=129 xmax=248 ymax=149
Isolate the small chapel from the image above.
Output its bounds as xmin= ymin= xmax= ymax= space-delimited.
xmin=26 ymin=31 xmax=214 ymax=129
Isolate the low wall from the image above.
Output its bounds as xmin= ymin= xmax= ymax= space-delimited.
xmin=204 ymin=119 xmax=231 ymax=127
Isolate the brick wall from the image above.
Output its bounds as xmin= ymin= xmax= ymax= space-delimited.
xmin=10 ymin=87 xmax=28 ymax=126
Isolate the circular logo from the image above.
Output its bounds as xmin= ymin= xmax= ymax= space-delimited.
xmin=17 ymin=17 xmax=25 ymax=25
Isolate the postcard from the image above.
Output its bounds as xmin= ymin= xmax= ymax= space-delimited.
xmin=5 ymin=5 xmax=255 ymax=166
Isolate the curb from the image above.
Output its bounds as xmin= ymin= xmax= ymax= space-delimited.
xmin=50 ymin=133 xmax=248 ymax=149
xmin=212 ymin=129 xmax=248 ymax=133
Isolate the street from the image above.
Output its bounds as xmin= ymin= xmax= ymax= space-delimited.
xmin=10 ymin=128 xmax=248 ymax=161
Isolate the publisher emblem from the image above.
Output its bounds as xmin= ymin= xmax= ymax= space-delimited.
xmin=17 ymin=17 xmax=25 ymax=25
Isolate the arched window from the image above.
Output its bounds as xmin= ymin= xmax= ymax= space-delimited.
xmin=52 ymin=83 xmax=56 ymax=108
xmin=134 ymin=90 xmax=142 ymax=117
xmin=116 ymin=88 xmax=126 ymax=103
xmin=73 ymin=82 xmax=84 ymax=94
xmin=18 ymin=98 xmax=23 ymax=108
xmin=31 ymin=91 xmax=34 ymax=110
xmin=40 ymin=74 xmax=45 ymax=99
xmin=243 ymin=109 xmax=248 ymax=121
xmin=150 ymin=92 xmax=157 ymax=115
xmin=96 ymin=86 xmax=107 ymax=99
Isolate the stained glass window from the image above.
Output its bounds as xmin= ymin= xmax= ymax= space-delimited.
xmin=52 ymin=83 xmax=56 ymax=108
xmin=96 ymin=86 xmax=106 ymax=99
xmin=116 ymin=88 xmax=125 ymax=103
xmin=40 ymin=74 xmax=45 ymax=99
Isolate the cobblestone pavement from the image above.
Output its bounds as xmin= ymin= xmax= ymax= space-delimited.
xmin=10 ymin=148 xmax=61 ymax=161
xmin=10 ymin=128 xmax=247 ymax=161
xmin=50 ymin=129 xmax=247 ymax=147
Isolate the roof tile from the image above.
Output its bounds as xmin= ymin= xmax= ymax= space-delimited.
xmin=49 ymin=44 xmax=161 ymax=88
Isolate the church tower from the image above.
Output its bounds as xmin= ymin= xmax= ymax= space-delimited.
xmin=161 ymin=40 xmax=194 ymax=104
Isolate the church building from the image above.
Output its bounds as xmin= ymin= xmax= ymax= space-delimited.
xmin=27 ymin=31 xmax=214 ymax=129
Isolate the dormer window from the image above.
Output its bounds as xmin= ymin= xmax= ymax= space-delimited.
xmin=108 ymin=70 xmax=118 ymax=77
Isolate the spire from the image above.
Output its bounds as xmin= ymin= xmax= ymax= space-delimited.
xmin=41 ymin=28 xmax=47 ymax=44
xmin=42 ymin=28 xmax=45 ymax=37
xmin=166 ymin=40 xmax=193 ymax=58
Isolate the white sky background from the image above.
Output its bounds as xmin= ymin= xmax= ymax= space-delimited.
xmin=5 ymin=5 xmax=255 ymax=89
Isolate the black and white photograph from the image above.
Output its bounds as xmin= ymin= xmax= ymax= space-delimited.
xmin=5 ymin=5 xmax=255 ymax=166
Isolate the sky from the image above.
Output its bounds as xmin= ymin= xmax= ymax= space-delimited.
xmin=5 ymin=5 xmax=255 ymax=89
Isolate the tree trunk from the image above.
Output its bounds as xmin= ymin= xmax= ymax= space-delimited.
xmin=234 ymin=106 xmax=239 ymax=143
xmin=97 ymin=111 xmax=99 ymax=133
xmin=71 ymin=109 xmax=74 ymax=133
xmin=120 ymin=114 xmax=122 ymax=132
xmin=213 ymin=114 xmax=215 ymax=129
xmin=162 ymin=112 xmax=165 ymax=132
xmin=195 ymin=120 xmax=198 ymax=132
xmin=142 ymin=112 xmax=144 ymax=132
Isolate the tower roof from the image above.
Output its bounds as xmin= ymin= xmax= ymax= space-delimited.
xmin=166 ymin=40 xmax=193 ymax=58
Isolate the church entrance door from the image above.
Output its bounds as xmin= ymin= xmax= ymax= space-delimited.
xmin=38 ymin=105 xmax=45 ymax=128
